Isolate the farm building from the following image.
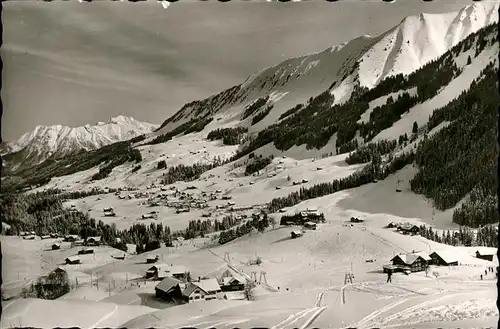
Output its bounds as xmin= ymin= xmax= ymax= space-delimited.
xmin=145 ymin=263 xmax=170 ymax=279
xmin=220 ymin=275 xmax=246 ymax=292
xmin=103 ymin=208 xmax=116 ymax=217
xmin=350 ymin=217 xmax=364 ymax=223
xmin=167 ymin=266 xmax=190 ymax=281
xmin=475 ymin=249 xmax=495 ymax=262
xmin=291 ymin=231 xmax=303 ymax=239
xmin=51 ymin=243 xmax=61 ymax=250
xmin=41 ymin=235 xmax=51 ymax=240
xmin=65 ymin=256 xmax=80 ymax=265
xmin=303 ymin=222 xmax=317 ymax=230
xmin=78 ymin=248 xmax=94 ymax=255
xmin=85 ymin=236 xmax=101 ymax=246
xmin=155 ymin=276 xmax=183 ymax=301
xmin=389 ymin=253 xmax=429 ymax=272
xmin=429 ymin=251 xmax=459 ymax=266
xmin=64 ymin=235 xmax=79 ymax=242
xmin=386 ymin=222 xmax=398 ymax=228
xmin=146 ymin=255 xmax=160 ymax=264
xmin=397 ymin=224 xmax=420 ymax=235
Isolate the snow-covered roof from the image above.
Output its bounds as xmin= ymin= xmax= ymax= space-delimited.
xmin=414 ymin=252 xmax=431 ymax=261
xmin=430 ymin=250 xmax=459 ymax=264
xmin=195 ymin=278 xmax=221 ymax=293
xmin=86 ymin=236 xmax=101 ymax=241
xmin=166 ymin=265 xmax=188 ymax=275
xmin=391 ymin=253 xmax=427 ymax=265
xmin=155 ymin=276 xmax=182 ymax=293
xmin=475 ymin=248 xmax=496 ymax=256
xmin=222 ymin=275 xmax=246 ymax=286
xmin=182 ymin=282 xmax=205 ymax=297
xmin=66 ymin=256 xmax=80 ymax=262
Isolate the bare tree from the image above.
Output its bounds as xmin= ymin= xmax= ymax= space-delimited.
xmin=243 ymin=281 xmax=256 ymax=301
xmin=269 ymin=216 xmax=277 ymax=230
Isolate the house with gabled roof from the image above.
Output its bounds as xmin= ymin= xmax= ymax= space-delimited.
xmin=155 ymin=276 xmax=183 ymax=301
xmin=178 ymin=278 xmax=222 ymax=303
xmin=65 ymin=256 xmax=80 ymax=265
xmin=429 ymin=250 xmax=459 ymax=266
xmin=390 ymin=253 xmax=429 ymax=272
xmin=475 ymin=248 xmax=495 ymax=262
xmin=220 ymin=275 xmax=246 ymax=291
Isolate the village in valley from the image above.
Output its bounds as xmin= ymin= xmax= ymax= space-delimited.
xmin=1 ymin=1 xmax=499 ymax=328
xmin=2 ymin=152 xmax=498 ymax=328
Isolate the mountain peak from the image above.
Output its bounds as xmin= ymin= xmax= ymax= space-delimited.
xmin=3 ymin=116 xmax=159 ymax=171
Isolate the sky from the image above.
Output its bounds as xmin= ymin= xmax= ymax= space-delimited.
xmin=2 ymin=0 xmax=474 ymax=141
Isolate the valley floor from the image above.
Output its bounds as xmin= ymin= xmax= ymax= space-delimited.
xmin=2 ymin=132 xmax=498 ymax=329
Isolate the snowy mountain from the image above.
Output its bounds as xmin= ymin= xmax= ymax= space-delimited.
xmin=157 ymin=1 xmax=498 ymax=134
xmin=1 ymin=115 xmax=157 ymax=171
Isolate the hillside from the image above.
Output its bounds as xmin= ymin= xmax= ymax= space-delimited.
xmin=155 ymin=1 xmax=498 ymax=137
xmin=1 ymin=115 xmax=157 ymax=172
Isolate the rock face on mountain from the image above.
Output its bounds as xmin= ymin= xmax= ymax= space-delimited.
xmin=1 ymin=115 xmax=157 ymax=171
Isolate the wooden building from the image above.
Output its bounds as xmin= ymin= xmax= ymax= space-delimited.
xmin=155 ymin=276 xmax=183 ymax=301
xmin=51 ymin=243 xmax=61 ymax=250
xmin=78 ymin=248 xmax=94 ymax=255
xmin=303 ymin=222 xmax=317 ymax=230
xmin=146 ymin=255 xmax=160 ymax=264
xmin=429 ymin=251 xmax=459 ymax=266
xmin=398 ymin=224 xmax=420 ymax=235
xmin=291 ymin=231 xmax=303 ymax=239
xmin=85 ymin=236 xmax=101 ymax=246
xmin=475 ymin=250 xmax=495 ymax=262
xmin=390 ymin=253 xmax=429 ymax=272
xmin=65 ymin=256 xmax=80 ymax=265
xmin=220 ymin=275 xmax=246 ymax=291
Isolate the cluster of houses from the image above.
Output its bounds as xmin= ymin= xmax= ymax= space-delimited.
xmin=387 ymin=222 xmax=420 ymax=235
xmin=280 ymin=209 xmax=325 ymax=226
xmin=153 ymin=268 xmax=247 ymax=304
xmin=384 ymin=248 xmax=497 ymax=274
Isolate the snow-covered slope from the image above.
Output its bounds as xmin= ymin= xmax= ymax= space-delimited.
xmin=358 ymin=1 xmax=499 ymax=88
xmin=2 ymin=115 xmax=157 ymax=171
xmin=158 ymin=1 xmax=498 ymax=135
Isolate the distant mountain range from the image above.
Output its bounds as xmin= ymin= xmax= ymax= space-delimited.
xmin=1 ymin=115 xmax=157 ymax=171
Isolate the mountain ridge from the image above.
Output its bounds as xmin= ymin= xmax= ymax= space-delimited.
xmin=156 ymin=1 xmax=498 ymax=136
xmin=1 ymin=115 xmax=157 ymax=171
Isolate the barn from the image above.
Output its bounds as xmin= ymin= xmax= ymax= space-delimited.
xmin=78 ymin=248 xmax=94 ymax=255
xmin=65 ymin=256 xmax=80 ymax=265
xmin=290 ymin=231 xmax=303 ymax=239
xmin=146 ymin=255 xmax=160 ymax=264
xmin=155 ymin=276 xmax=183 ymax=301
xmin=475 ymin=249 xmax=495 ymax=262
xmin=429 ymin=251 xmax=459 ymax=266
xmin=52 ymin=243 xmax=61 ymax=250
xmin=398 ymin=224 xmax=420 ymax=235
xmin=85 ymin=236 xmax=102 ymax=246
xmin=303 ymin=222 xmax=317 ymax=230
